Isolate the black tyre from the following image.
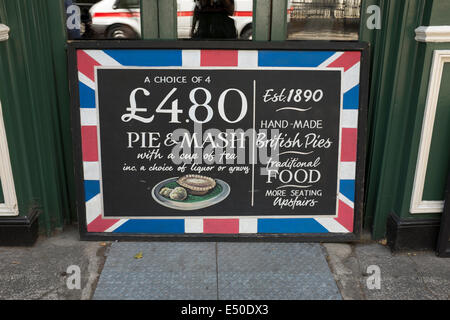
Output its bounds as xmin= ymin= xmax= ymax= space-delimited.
xmin=240 ymin=26 xmax=253 ymax=40
xmin=105 ymin=24 xmax=138 ymax=39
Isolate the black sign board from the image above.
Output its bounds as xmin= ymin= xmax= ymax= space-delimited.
xmin=69 ymin=41 xmax=369 ymax=241
xmin=437 ymin=171 xmax=450 ymax=257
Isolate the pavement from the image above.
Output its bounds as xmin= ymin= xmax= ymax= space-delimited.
xmin=0 ymin=227 xmax=449 ymax=300
xmin=0 ymin=226 xmax=107 ymax=300
xmin=325 ymin=243 xmax=450 ymax=300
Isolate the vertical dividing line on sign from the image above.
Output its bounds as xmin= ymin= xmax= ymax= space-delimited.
xmin=252 ymin=80 xmax=256 ymax=207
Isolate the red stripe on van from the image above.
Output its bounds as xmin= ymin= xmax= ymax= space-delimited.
xmin=93 ymin=12 xmax=140 ymax=18
xmin=233 ymin=11 xmax=252 ymax=16
xmin=93 ymin=11 xmax=253 ymax=18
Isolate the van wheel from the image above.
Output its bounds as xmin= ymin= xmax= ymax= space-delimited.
xmin=106 ymin=25 xmax=137 ymax=39
xmin=240 ymin=27 xmax=253 ymax=40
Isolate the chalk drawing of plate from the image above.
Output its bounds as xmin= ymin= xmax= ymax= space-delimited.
xmin=151 ymin=177 xmax=230 ymax=211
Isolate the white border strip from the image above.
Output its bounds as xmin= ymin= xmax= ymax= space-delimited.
xmin=339 ymin=162 xmax=356 ymax=180
xmin=410 ymin=50 xmax=450 ymax=213
xmin=83 ymin=162 xmax=101 ymax=180
xmin=104 ymin=219 xmax=128 ymax=233
xmin=341 ymin=110 xmax=359 ymax=128
xmin=84 ymin=50 xmax=122 ymax=66
xmin=86 ymin=194 xmax=102 ymax=224
xmin=182 ymin=50 xmax=201 ymax=67
xmin=80 ymin=108 xmax=98 ymax=126
xmin=78 ymin=72 xmax=95 ymax=90
xmin=185 ymin=218 xmax=203 ymax=233
xmin=238 ymin=50 xmax=258 ymax=68
xmin=239 ymin=218 xmax=258 ymax=233
xmin=343 ymin=62 xmax=360 ymax=93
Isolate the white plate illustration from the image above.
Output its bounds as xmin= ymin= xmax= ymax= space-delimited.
xmin=151 ymin=177 xmax=231 ymax=211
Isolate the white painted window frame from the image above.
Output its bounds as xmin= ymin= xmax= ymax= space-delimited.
xmin=410 ymin=50 xmax=450 ymax=214
xmin=0 ymin=24 xmax=9 ymax=42
xmin=415 ymin=26 xmax=450 ymax=43
xmin=0 ymin=24 xmax=18 ymax=216
xmin=0 ymin=100 xmax=18 ymax=216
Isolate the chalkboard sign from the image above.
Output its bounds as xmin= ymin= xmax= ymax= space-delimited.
xmin=437 ymin=172 xmax=450 ymax=257
xmin=69 ymin=41 xmax=369 ymax=241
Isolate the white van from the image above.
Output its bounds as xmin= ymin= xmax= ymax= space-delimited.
xmin=89 ymin=0 xmax=254 ymax=39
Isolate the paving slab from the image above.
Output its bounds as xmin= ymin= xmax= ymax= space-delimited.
xmin=94 ymin=242 xmax=342 ymax=300
xmin=0 ymin=226 xmax=106 ymax=300
xmin=217 ymin=243 xmax=341 ymax=300
xmin=324 ymin=243 xmax=450 ymax=300
xmin=93 ymin=242 xmax=217 ymax=300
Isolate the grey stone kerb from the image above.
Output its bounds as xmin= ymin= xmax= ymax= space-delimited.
xmin=0 ymin=24 xmax=10 ymax=42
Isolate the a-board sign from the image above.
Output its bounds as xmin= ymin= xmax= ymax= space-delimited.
xmin=437 ymin=172 xmax=450 ymax=257
xmin=69 ymin=41 xmax=369 ymax=241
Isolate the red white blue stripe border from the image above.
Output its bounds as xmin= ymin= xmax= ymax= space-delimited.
xmin=77 ymin=49 xmax=360 ymax=234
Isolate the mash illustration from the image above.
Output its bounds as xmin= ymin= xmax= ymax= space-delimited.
xmin=152 ymin=174 xmax=230 ymax=211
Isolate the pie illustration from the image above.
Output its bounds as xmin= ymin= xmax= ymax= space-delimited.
xmin=177 ymin=174 xmax=216 ymax=196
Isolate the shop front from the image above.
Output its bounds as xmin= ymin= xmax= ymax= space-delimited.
xmin=0 ymin=0 xmax=448 ymax=251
